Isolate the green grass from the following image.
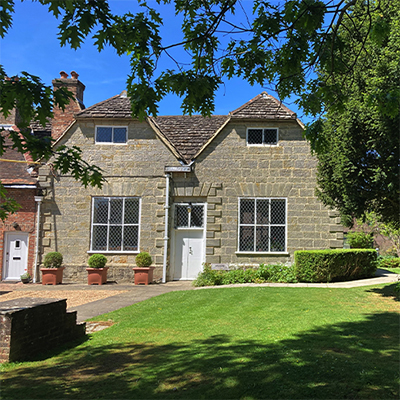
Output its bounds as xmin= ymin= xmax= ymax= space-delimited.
xmin=384 ymin=267 xmax=400 ymax=274
xmin=1 ymin=284 xmax=399 ymax=399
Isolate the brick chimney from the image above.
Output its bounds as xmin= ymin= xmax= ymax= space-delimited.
xmin=51 ymin=71 xmax=85 ymax=141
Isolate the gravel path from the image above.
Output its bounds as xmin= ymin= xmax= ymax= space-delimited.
xmin=0 ymin=290 xmax=128 ymax=309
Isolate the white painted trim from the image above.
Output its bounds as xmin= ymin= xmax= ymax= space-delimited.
xmin=246 ymin=127 xmax=279 ymax=147
xmin=90 ymin=196 xmax=141 ymax=253
xmin=171 ymin=202 xmax=207 ymax=280
xmin=95 ymin=125 xmax=128 ymax=144
xmin=235 ymin=252 xmax=290 ymax=256
xmin=237 ymin=197 xmax=287 ymax=253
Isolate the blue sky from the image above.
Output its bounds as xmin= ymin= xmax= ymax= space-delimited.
xmin=1 ymin=0 xmax=308 ymax=121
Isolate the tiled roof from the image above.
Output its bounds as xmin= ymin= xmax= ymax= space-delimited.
xmin=230 ymin=92 xmax=297 ymax=120
xmin=76 ymin=94 xmax=133 ymax=119
xmin=0 ymin=133 xmax=38 ymax=185
xmin=150 ymin=115 xmax=229 ymax=163
xmin=72 ymin=91 xmax=300 ymax=163
xmin=30 ymin=120 xmax=52 ymax=137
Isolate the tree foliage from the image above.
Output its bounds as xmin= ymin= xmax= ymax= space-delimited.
xmin=312 ymin=0 xmax=399 ymax=227
xmin=0 ymin=0 xmax=398 ymax=223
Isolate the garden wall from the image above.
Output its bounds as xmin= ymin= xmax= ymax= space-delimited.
xmin=0 ymin=298 xmax=86 ymax=363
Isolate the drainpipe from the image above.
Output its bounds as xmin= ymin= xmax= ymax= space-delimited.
xmin=162 ymin=173 xmax=171 ymax=283
xmin=33 ymin=196 xmax=43 ymax=283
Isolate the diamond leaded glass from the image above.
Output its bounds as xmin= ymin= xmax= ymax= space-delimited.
xmin=91 ymin=197 xmax=140 ymax=252
xmin=239 ymin=198 xmax=286 ymax=252
xmin=175 ymin=204 xmax=204 ymax=228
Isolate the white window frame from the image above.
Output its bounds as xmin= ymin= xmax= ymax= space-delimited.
xmin=95 ymin=125 xmax=128 ymax=144
xmin=174 ymin=203 xmax=206 ymax=230
xmin=236 ymin=197 xmax=288 ymax=254
xmin=246 ymin=127 xmax=279 ymax=146
xmin=89 ymin=196 xmax=141 ymax=254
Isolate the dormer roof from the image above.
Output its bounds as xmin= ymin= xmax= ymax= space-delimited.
xmin=230 ymin=91 xmax=297 ymax=120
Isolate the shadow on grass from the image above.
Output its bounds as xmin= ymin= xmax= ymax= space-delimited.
xmin=366 ymin=283 xmax=399 ymax=301
xmin=2 ymin=312 xmax=399 ymax=399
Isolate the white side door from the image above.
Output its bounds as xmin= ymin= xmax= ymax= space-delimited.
xmin=174 ymin=230 xmax=204 ymax=280
xmin=3 ymin=232 xmax=29 ymax=280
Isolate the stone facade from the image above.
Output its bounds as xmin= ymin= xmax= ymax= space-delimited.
xmin=38 ymin=111 xmax=343 ymax=282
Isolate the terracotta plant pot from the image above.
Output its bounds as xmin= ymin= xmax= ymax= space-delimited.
xmin=86 ymin=267 xmax=109 ymax=285
xmin=132 ymin=266 xmax=155 ymax=285
xmin=41 ymin=267 xmax=65 ymax=285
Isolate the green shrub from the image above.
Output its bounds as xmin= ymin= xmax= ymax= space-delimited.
xmin=193 ymin=264 xmax=223 ymax=287
xmin=88 ymin=254 xmax=107 ymax=268
xmin=377 ymin=256 xmax=400 ymax=269
xmin=256 ymin=264 xmax=298 ymax=283
xmin=346 ymin=231 xmax=374 ymax=249
xmin=193 ymin=263 xmax=297 ymax=287
xmin=294 ymin=249 xmax=377 ymax=283
xmin=43 ymin=252 xmax=63 ymax=268
xmin=135 ymin=252 xmax=153 ymax=268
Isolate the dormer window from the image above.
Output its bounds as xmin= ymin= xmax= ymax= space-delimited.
xmin=95 ymin=126 xmax=127 ymax=144
xmin=247 ymin=128 xmax=278 ymax=146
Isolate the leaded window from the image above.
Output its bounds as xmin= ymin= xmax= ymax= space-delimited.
xmin=95 ymin=126 xmax=127 ymax=143
xmin=247 ymin=128 xmax=278 ymax=145
xmin=175 ymin=203 xmax=205 ymax=228
xmin=91 ymin=197 xmax=140 ymax=252
xmin=238 ymin=198 xmax=286 ymax=252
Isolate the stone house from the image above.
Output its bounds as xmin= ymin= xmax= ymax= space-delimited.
xmin=34 ymin=72 xmax=344 ymax=283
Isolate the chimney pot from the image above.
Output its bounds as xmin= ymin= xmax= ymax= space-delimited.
xmin=60 ymin=71 xmax=68 ymax=79
xmin=71 ymin=71 xmax=79 ymax=79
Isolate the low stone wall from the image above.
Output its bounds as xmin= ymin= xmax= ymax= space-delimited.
xmin=62 ymin=265 xmax=162 ymax=284
xmin=0 ymin=298 xmax=86 ymax=363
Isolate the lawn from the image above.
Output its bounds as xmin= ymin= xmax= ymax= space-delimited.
xmin=1 ymin=283 xmax=399 ymax=399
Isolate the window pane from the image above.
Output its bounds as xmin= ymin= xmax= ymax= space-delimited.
xmin=248 ymin=129 xmax=263 ymax=144
xmin=270 ymin=199 xmax=286 ymax=224
xmin=109 ymin=225 xmax=122 ymax=251
xmin=239 ymin=226 xmax=254 ymax=251
xmin=110 ymin=198 xmax=123 ymax=224
xmin=240 ymin=199 xmax=254 ymax=224
xmin=256 ymin=199 xmax=269 ymax=224
xmin=256 ymin=226 xmax=269 ymax=252
xmin=114 ymin=127 xmax=127 ymax=143
xmin=190 ymin=205 xmax=204 ymax=227
xmin=123 ymin=225 xmax=139 ymax=251
xmin=270 ymin=226 xmax=285 ymax=252
xmin=96 ymin=127 xmax=112 ymax=142
xmin=175 ymin=205 xmax=189 ymax=228
xmin=264 ymin=129 xmax=278 ymax=145
xmin=124 ymin=198 xmax=139 ymax=224
xmin=92 ymin=225 xmax=108 ymax=250
xmin=93 ymin=198 xmax=108 ymax=224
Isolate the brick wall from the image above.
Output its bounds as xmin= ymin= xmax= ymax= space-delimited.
xmin=0 ymin=298 xmax=85 ymax=363
xmin=0 ymin=188 xmax=37 ymax=280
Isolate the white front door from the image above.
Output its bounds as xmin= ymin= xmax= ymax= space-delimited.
xmin=3 ymin=232 xmax=29 ymax=280
xmin=174 ymin=230 xmax=204 ymax=280
xmin=172 ymin=203 xmax=206 ymax=280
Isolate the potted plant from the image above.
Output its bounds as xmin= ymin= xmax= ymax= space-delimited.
xmin=133 ymin=252 xmax=155 ymax=285
xmin=41 ymin=252 xmax=65 ymax=285
xmin=87 ymin=254 xmax=109 ymax=285
xmin=20 ymin=272 xmax=30 ymax=284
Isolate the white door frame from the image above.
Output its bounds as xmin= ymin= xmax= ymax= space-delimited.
xmin=3 ymin=232 xmax=29 ymax=280
xmin=171 ymin=202 xmax=207 ymax=280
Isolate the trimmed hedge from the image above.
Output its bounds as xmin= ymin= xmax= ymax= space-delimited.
xmin=43 ymin=252 xmax=63 ymax=268
xmin=294 ymin=249 xmax=377 ymax=283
